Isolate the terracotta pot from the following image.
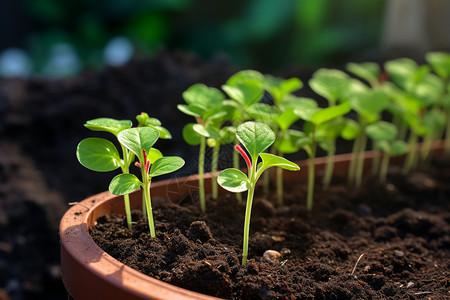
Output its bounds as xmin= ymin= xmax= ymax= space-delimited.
xmin=60 ymin=143 xmax=445 ymax=300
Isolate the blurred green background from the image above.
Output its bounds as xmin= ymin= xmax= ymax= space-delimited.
xmin=0 ymin=0 xmax=448 ymax=77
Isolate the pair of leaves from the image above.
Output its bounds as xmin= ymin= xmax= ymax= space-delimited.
xmin=309 ymin=69 xmax=349 ymax=103
xmin=217 ymin=122 xmax=299 ymax=193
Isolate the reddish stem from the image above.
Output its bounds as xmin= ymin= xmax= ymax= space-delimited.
xmin=235 ymin=145 xmax=252 ymax=169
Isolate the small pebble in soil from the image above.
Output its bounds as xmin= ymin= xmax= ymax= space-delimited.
xmin=394 ymin=250 xmax=404 ymax=257
xmin=262 ymin=250 xmax=282 ymax=264
xmin=407 ymin=281 xmax=414 ymax=288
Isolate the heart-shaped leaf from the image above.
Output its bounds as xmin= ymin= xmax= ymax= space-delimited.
xmin=236 ymin=122 xmax=275 ymax=160
xmin=76 ymin=138 xmax=121 ymax=172
xmin=182 ymin=124 xmax=201 ymax=145
xmin=222 ymin=82 xmax=263 ymax=107
xmin=109 ymin=174 xmax=142 ymax=195
xmin=182 ymin=84 xmax=224 ymax=110
xmin=149 ymin=156 xmax=185 ymax=177
xmin=84 ymin=118 xmax=132 ymax=136
xmin=217 ymin=169 xmax=250 ymax=192
xmin=118 ymin=127 xmax=159 ymax=162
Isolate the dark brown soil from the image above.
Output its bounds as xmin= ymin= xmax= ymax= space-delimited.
xmin=91 ymin=159 xmax=450 ymax=300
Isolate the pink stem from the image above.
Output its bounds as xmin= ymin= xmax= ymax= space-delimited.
xmin=235 ymin=145 xmax=252 ymax=169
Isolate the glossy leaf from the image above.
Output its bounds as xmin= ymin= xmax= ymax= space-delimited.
xmin=177 ymin=104 xmax=201 ymax=118
xmin=226 ymin=70 xmax=265 ymax=86
xmin=76 ymin=138 xmax=121 ymax=172
xmin=365 ymin=121 xmax=397 ymax=141
xmin=309 ymin=69 xmax=349 ymax=103
xmin=136 ymin=113 xmax=161 ymax=127
xmin=118 ymin=127 xmax=159 ymax=162
xmin=236 ymin=122 xmax=275 ymax=160
xmin=222 ymin=82 xmax=263 ymax=107
xmin=292 ymin=101 xmax=320 ymax=122
xmin=109 ymin=174 xmax=142 ymax=195
xmin=192 ymin=124 xmax=210 ymax=138
xmin=426 ymin=52 xmax=450 ymax=79
xmin=217 ymin=169 xmax=250 ymax=192
xmin=182 ymin=84 xmax=224 ymax=110
xmin=147 ymin=148 xmax=163 ymax=164
xmin=346 ymin=62 xmax=380 ymax=86
xmin=259 ymin=153 xmax=300 ymax=174
xmin=310 ymin=102 xmax=351 ymax=125
xmin=273 ymin=108 xmax=299 ymax=131
xmin=182 ymin=124 xmax=201 ymax=145
xmin=149 ymin=156 xmax=185 ymax=177
xmin=84 ymin=118 xmax=132 ymax=136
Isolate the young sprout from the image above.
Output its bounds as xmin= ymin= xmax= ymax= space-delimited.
xmin=217 ymin=122 xmax=299 ymax=266
xmin=178 ymin=84 xmax=226 ymax=212
xmin=76 ymin=118 xmax=134 ymax=229
xmin=343 ymin=88 xmax=389 ymax=189
xmin=222 ymin=71 xmax=265 ymax=200
xmin=262 ymin=75 xmax=303 ymax=203
xmin=108 ymin=127 xmax=184 ymax=237
xmin=308 ymin=69 xmax=349 ymax=190
xmin=365 ymin=121 xmax=407 ymax=183
xmin=425 ymin=52 xmax=450 ymax=156
xmin=294 ymin=102 xmax=351 ymax=211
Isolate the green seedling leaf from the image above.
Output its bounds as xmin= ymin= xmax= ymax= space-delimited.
xmin=390 ymin=140 xmax=408 ymax=156
xmin=236 ymin=122 xmax=275 ymax=160
xmin=192 ymin=124 xmax=210 ymax=138
xmin=423 ymin=109 xmax=446 ymax=132
xmin=310 ymin=102 xmax=351 ymax=125
xmin=274 ymin=129 xmax=305 ymax=154
xmin=365 ymin=121 xmax=397 ymax=141
xmin=247 ymin=103 xmax=278 ymax=120
xmin=259 ymin=153 xmax=300 ymax=173
xmin=217 ymin=169 xmax=250 ymax=192
xmin=136 ymin=113 xmax=161 ymax=126
xmin=149 ymin=156 xmax=185 ymax=177
xmin=147 ymin=148 xmax=163 ymax=164
xmin=309 ymin=68 xmax=349 ymax=103
xmin=348 ymin=90 xmax=389 ymax=115
xmin=264 ymin=75 xmax=303 ymax=102
xmin=347 ymin=62 xmax=380 ymax=86
xmin=292 ymin=100 xmax=320 ymax=122
xmin=219 ymin=126 xmax=236 ymax=144
xmin=274 ymin=108 xmax=299 ymax=131
xmin=182 ymin=84 xmax=225 ymax=110
xmin=76 ymin=138 xmax=122 ymax=172
xmin=341 ymin=119 xmax=361 ymax=140
xmin=182 ymin=124 xmax=201 ymax=145
xmin=426 ymin=52 xmax=450 ymax=79
xmin=384 ymin=58 xmax=418 ymax=91
xmin=109 ymin=174 xmax=142 ymax=195
xmin=118 ymin=127 xmax=160 ymax=162
xmin=222 ymin=82 xmax=263 ymax=107
xmin=84 ymin=118 xmax=132 ymax=136
xmin=177 ymin=104 xmax=202 ymax=118
xmin=152 ymin=125 xmax=172 ymax=139
xmin=225 ymin=70 xmax=265 ymax=86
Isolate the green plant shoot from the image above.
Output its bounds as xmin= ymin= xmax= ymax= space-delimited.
xmin=109 ymin=127 xmax=184 ymax=237
xmin=365 ymin=121 xmax=407 ymax=183
xmin=178 ymin=84 xmax=226 ymax=212
xmin=76 ymin=117 xmax=134 ymax=228
xmin=294 ymin=102 xmax=351 ymax=211
xmin=217 ymin=122 xmax=299 ymax=266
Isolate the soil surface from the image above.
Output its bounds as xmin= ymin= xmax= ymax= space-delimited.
xmin=91 ymin=159 xmax=450 ymax=299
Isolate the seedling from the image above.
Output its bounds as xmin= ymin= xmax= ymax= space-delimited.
xmin=178 ymin=84 xmax=226 ymax=212
xmin=109 ymin=127 xmax=184 ymax=237
xmin=365 ymin=121 xmax=407 ymax=183
xmin=217 ymin=122 xmax=299 ymax=266
xmin=294 ymin=101 xmax=351 ymax=210
xmin=309 ymin=69 xmax=349 ymax=190
xmin=76 ymin=117 xmax=134 ymax=228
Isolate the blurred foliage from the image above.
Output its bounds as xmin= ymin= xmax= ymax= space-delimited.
xmin=17 ymin=0 xmax=385 ymax=76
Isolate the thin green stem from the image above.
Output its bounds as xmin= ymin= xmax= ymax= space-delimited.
xmin=348 ymin=135 xmax=361 ymax=186
xmin=355 ymin=132 xmax=367 ymax=190
xmin=143 ymin=180 xmax=155 ymax=238
xmin=276 ymin=161 xmax=283 ymax=206
xmin=403 ymin=132 xmax=418 ymax=174
xmin=199 ymin=137 xmax=206 ymax=213
xmin=306 ymin=132 xmax=316 ymax=212
xmin=233 ymin=137 xmax=242 ymax=202
xmin=379 ymin=152 xmax=390 ymax=184
xmin=120 ymin=145 xmax=133 ymax=228
xmin=211 ymin=144 xmax=220 ymax=200
xmin=322 ymin=143 xmax=335 ymax=190
xmin=242 ymin=159 xmax=257 ymax=266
